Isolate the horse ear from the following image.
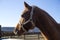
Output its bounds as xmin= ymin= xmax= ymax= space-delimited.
xmin=24 ymin=2 xmax=31 ymax=9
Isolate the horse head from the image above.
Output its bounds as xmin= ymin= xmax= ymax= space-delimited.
xmin=14 ymin=2 xmax=36 ymax=35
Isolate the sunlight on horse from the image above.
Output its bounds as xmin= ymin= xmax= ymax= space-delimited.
xmin=14 ymin=2 xmax=60 ymax=40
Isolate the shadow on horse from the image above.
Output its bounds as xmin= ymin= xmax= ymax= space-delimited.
xmin=14 ymin=2 xmax=60 ymax=40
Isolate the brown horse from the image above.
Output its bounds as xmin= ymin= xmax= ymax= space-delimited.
xmin=14 ymin=2 xmax=60 ymax=40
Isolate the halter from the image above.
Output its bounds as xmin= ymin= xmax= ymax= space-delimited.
xmin=19 ymin=6 xmax=35 ymax=32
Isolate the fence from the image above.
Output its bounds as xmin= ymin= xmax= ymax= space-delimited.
xmin=2 ymin=33 xmax=45 ymax=40
xmin=0 ymin=25 xmax=45 ymax=40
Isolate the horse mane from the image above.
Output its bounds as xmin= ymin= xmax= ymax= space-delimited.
xmin=35 ymin=6 xmax=60 ymax=29
xmin=36 ymin=6 xmax=57 ymax=23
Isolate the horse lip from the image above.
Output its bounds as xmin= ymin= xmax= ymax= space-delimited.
xmin=13 ymin=31 xmax=18 ymax=35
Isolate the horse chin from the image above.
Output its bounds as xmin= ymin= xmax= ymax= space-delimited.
xmin=16 ymin=30 xmax=25 ymax=36
xmin=29 ymin=25 xmax=35 ymax=30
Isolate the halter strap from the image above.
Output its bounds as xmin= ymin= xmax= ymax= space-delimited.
xmin=23 ymin=6 xmax=35 ymax=25
xmin=19 ymin=6 xmax=35 ymax=32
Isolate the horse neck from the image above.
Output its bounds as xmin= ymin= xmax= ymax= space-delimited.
xmin=34 ymin=7 xmax=60 ymax=40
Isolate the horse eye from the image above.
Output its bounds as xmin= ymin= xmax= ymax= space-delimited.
xmin=21 ymin=12 xmax=26 ymax=17
xmin=21 ymin=15 xmax=23 ymax=17
xmin=21 ymin=14 xmax=25 ymax=18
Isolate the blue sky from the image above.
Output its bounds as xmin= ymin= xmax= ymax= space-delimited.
xmin=0 ymin=0 xmax=60 ymax=27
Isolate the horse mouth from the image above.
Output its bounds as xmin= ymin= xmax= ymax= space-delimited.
xmin=13 ymin=31 xmax=18 ymax=35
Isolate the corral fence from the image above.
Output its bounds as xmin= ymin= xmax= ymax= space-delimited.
xmin=0 ymin=25 xmax=45 ymax=40
xmin=2 ymin=32 xmax=45 ymax=40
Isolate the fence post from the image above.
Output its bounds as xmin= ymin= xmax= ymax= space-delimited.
xmin=0 ymin=25 xmax=1 ymax=38
xmin=38 ymin=33 xmax=40 ymax=40
xmin=24 ymin=34 xmax=25 ymax=40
